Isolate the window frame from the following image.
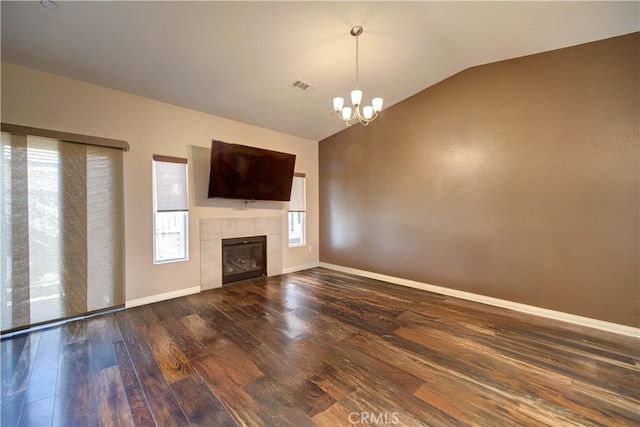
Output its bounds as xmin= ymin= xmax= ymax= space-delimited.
xmin=152 ymin=155 xmax=189 ymax=264
xmin=288 ymin=173 xmax=306 ymax=248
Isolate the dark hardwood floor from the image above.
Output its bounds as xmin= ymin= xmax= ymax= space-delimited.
xmin=2 ymin=267 xmax=639 ymax=426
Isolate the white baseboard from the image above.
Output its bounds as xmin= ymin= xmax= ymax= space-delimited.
xmin=318 ymin=262 xmax=640 ymax=338
xmin=282 ymin=262 xmax=320 ymax=274
xmin=125 ymin=286 xmax=201 ymax=309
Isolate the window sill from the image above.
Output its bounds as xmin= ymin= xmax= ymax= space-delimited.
xmin=154 ymin=257 xmax=189 ymax=265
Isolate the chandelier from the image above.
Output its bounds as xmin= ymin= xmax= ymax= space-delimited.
xmin=333 ymin=26 xmax=383 ymax=126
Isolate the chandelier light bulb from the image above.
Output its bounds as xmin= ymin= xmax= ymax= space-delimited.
xmin=332 ymin=26 xmax=383 ymax=127
xmin=350 ymin=90 xmax=363 ymax=106
xmin=363 ymin=106 xmax=374 ymax=120
xmin=372 ymin=97 xmax=383 ymax=113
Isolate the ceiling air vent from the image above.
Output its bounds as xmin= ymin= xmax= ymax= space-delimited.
xmin=290 ymin=79 xmax=315 ymax=92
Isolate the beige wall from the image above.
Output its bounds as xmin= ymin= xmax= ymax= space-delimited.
xmin=319 ymin=33 xmax=639 ymax=327
xmin=1 ymin=62 xmax=319 ymax=301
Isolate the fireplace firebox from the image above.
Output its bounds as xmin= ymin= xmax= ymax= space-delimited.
xmin=222 ymin=235 xmax=267 ymax=285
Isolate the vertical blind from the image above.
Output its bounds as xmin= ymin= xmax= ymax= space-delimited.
xmin=289 ymin=173 xmax=306 ymax=212
xmin=0 ymin=126 xmax=127 ymax=333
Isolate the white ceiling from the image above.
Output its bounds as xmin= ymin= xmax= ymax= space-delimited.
xmin=2 ymin=1 xmax=638 ymax=141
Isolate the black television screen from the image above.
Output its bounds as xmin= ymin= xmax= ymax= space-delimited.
xmin=208 ymin=140 xmax=297 ymax=201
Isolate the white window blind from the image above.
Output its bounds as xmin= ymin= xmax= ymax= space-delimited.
xmin=153 ymin=155 xmax=188 ymax=212
xmin=289 ymin=173 xmax=306 ymax=212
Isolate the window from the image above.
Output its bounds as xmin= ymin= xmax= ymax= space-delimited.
xmin=1 ymin=125 xmax=127 ymax=333
xmin=153 ymin=155 xmax=189 ymax=263
xmin=288 ymin=173 xmax=306 ymax=247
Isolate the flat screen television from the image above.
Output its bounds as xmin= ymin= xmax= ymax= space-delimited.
xmin=208 ymin=140 xmax=297 ymax=201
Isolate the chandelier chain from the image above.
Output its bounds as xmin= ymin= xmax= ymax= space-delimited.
xmin=355 ymin=34 xmax=359 ymax=90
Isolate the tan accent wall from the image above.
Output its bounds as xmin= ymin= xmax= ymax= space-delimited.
xmin=319 ymin=33 xmax=639 ymax=327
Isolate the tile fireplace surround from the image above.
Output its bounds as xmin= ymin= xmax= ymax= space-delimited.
xmin=200 ymin=217 xmax=283 ymax=289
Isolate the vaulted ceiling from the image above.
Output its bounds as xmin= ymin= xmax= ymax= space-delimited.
xmin=2 ymin=1 xmax=638 ymax=141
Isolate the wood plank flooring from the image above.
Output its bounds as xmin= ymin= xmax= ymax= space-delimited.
xmin=2 ymin=267 xmax=639 ymax=426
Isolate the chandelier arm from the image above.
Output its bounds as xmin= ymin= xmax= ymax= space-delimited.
xmin=340 ymin=104 xmax=375 ymax=126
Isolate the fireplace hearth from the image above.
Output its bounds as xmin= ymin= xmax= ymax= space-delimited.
xmin=222 ymin=235 xmax=267 ymax=285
